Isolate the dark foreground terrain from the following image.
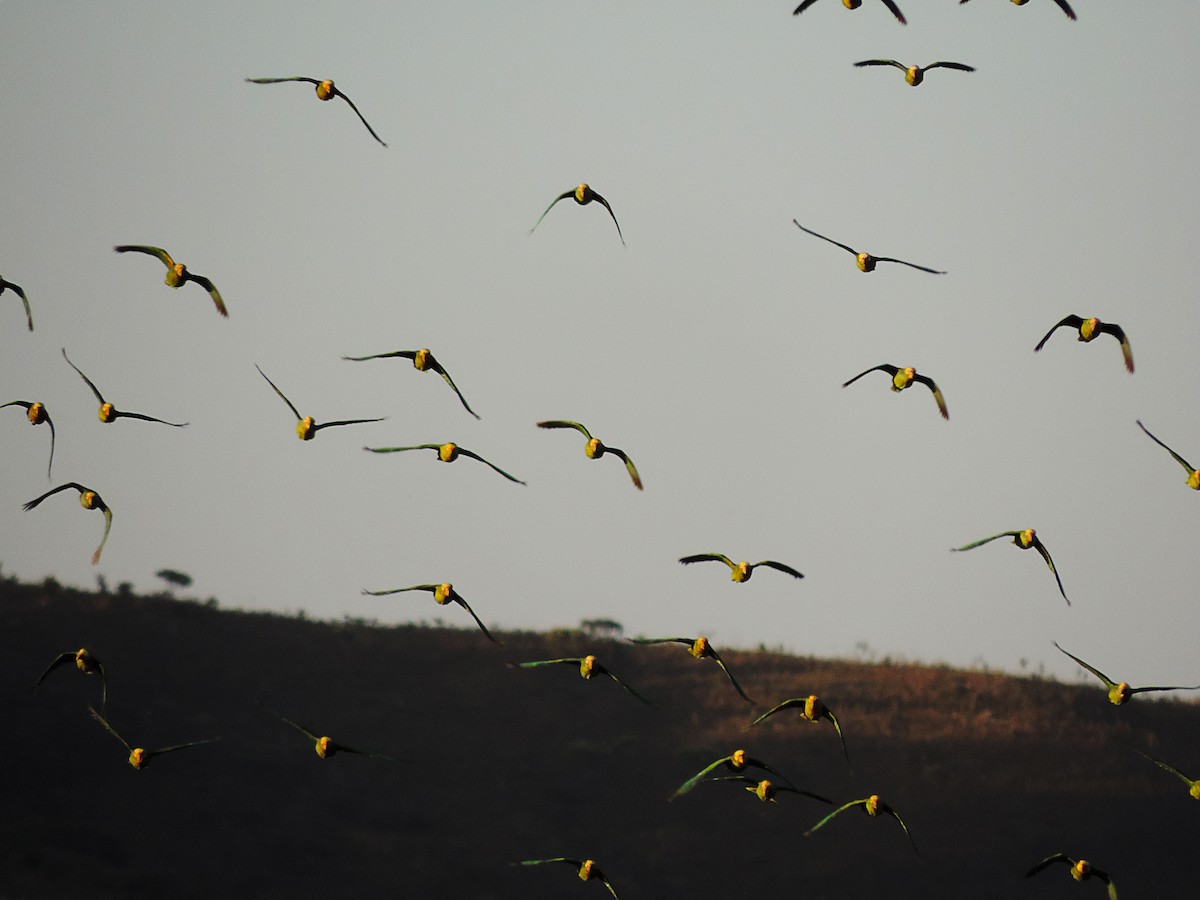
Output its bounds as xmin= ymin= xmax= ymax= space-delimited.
xmin=3 ymin=575 xmax=1197 ymax=899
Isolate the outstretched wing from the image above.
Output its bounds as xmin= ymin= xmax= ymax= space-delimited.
xmin=950 ymin=531 xmax=1019 ymax=552
xmin=32 ymin=652 xmax=75 ymax=690
xmin=1052 ymin=0 xmax=1078 ymax=20
xmin=792 ymin=0 xmax=819 ymax=14
xmin=310 ymin=417 xmax=386 ymax=434
xmin=529 ymin=190 xmax=576 ymax=235
xmin=92 ymin=504 xmax=113 ymax=565
xmin=793 ymin=220 xmax=859 ymax=257
xmin=1097 ymin=321 xmax=1134 ymax=373
xmin=113 ymin=245 xmax=175 ymax=268
xmin=453 ymin=594 xmax=502 ymax=645
xmin=879 ymin=0 xmax=907 ymax=25
xmin=342 ymin=350 xmax=418 ymax=362
xmin=88 ymin=705 xmax=132 ymax=752
xmin=606 ymin=446 xmax=643 ymax=491
xmin=804 ymin=798 xmax=864 ymax=837
xmin=707 ymin=646 xmax=756 ymax=704
xmin=596 ymin=664 xmax=655 ymax=707
xmin=331 ymin=86 xmax=388 ymax=147
xmin=925 ymin=61 xmax=975 ymax=73
xmin=842 ymin=364 xmax=898 ymax=388
xmin=1136 ymin=420 xmax=1195 ymax=474
xmin=1053 ymin=642 xmax=1116 ymax=690
xmin=61 ymin=348 xmax=107 ymax=404
xmin=362 ymin=584 xmax=437 ymax=596
xmin=245 ymin=76 xmax=322 ymax=86
xmin=670 ymin=755 xmax=736 ymax=800
xmin=113 ymin=410 xmax=188 ymax=427
xmin=911 ymin=373 xmax=949 ymax=419
xmin=22 ymin=482 xmax=88 ymax=511
xmin=364 ymin=444 xmax=442 ymax=454
xmin=679 ymin=553 xmax=736 ymax=570
xmin=1135 ymin=749 xmax=1198 ymax=789
xmin=5 ymin=280 xmax=33 ymax=330
xmin=1030 ymin=537 xmax=1069 ymax=604
xmin=454 ymin=447 xmax=526 ymax=484
xmin=854 ymin=59 xmax=907 ymax=71
xmin=749 ymin=697 xmax=804 ymax=727
xmin=426 ymin=357 xmax=480 ymax=419
xmin=186 ymin=273 xmax=228 ymax=318
xmin=147 ymin=737 xmax=220 ymax=760
xmin=872 ymin=256 xmax=945 ymax=274
xmin=588 ymin=190 xmax=626 ymax=246
xmin=824 ymin=708 xmax=852 ymax=770
xmin=265 ymin=706 xmax=324 ymax=744
xmin=752 ymin=560 xmax=805 ymax=579
xmin=1034 ymin=315 xmax=1085 ymax=352
xmin=537 ymin=419 xmax=593 ymax=439
xmin=1024 ymin=852 xmax=1071 ymax=878
xmin=255 ymin=365 xmax=303 ymax=420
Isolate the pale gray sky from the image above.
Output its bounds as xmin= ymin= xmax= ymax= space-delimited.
xmin=3 ymin=2 xmax=1198 ymax=686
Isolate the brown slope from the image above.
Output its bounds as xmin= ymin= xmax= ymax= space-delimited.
xmin=3 ymin=575 xmax=1198 ymax=899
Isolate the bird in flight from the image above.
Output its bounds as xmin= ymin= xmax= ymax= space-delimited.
xmin=1134 ymin=749 xmax=1200 ymax=801
xmin=750 ymin=694 xmax=851 ymax=770
xmin=1136 ymin=420 xmax=1200 ymax=490
xmin=805 ymin=794 xmax=919 ymax=855
xmin=1035 ymin=315 xmax=1133 ymax=373
xmin=23 ymin=483 xmax=112 ymax=565
xmin=256 ymin=365 xmax=383 ymax=441
xmin=1 ymin=400 xmax=56 ymax=478
xmin=794 ymin=0 xmax=907 ymax=25
xmin=537 ymin=420 xmax=642 ymax=490
xmin=62 ymin=349 xmax=187 ymax=427
xmin=515 ymin=858 xmax=620 ymax=899
xmin=265 ymin=706 xmax=394 ymax=760
xmin=628 ymin=636 xmax=754 ymax=703
xmin=364 ymin=442 xmax=524 ymax=484
xmin=343 ymin=347 xmax=479 ymax=419
xmin=679 ymin=553 xmax=804 ymax=583
xmin=114 ymin=245 xmax=227 ymax=317
xmin=793 ymin=220 xmax=944 ymax=273
xmin=853 ymin=59 xmax=974 ymax=86
xmin=33 ymin=647 xmax=107 ymax=713
xmin=514 ymin=655 xmax=654 ymax=706
xmin=842 ymin=364 xmax=949 ymax=419
xmin=1025 ymin=854 xmax=1116 ymax=899
xmin=362 ymin=582 xmax=500 ymax=644
xmin=245 ymin=76 xmax=387 ymax=146
xmin=530 ymin=184 xmax=625 ymax=245
xmin=669 ymin=748 xmax=793 ymax=800
xmin=1 ymin=273 xmax=32 ymax=330
xmin=1054 ymin=642 xmax=1200 ymax=706
xmin=960 ymin=0 xmax=1076 ymax=22
xmin=951 ymin=529 xmax=1068 ymax=604
xmin=708 ymin=775 xmax=833 ymax=805
xmin=89 ymin=706 xmax=218 ymax=770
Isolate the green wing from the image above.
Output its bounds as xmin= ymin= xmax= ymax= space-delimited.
xmin=454 ymin=447 xmax=526 ymax=484
xmin=804 ymin=798 xmax=865 ymax=836
xmin=1053 ymin=642 xmax=1116 ymax=689
xmin=606 ymin=446 xmax=642 ymax=490
xmin=670 ymin=755 xmax=736 ymax=799
xmin=362 ymin=585 xmax=436 ymax=596
xmin=854 ymin=59 xmax=907 ymax=70
xmin=951 ymin=531 xmax=1019 ymax=552
xmin=342 ymin=350 xmax=418 ymax=362
xmin=114 ymin=244 xmax=175 ymax=268
xmin=1031 ymin=537 xmax=1069 ymax=604
xmin=453 ymin=594 xmax=501 ymax=645
xmin=92 ymin=504 xmax=112 ymax=565
xmin=245 ymin=76 xmax=321 ymax=86
xmin=1137 ymin=420 xmax=1195 ymax=474
xmin=364 ymin=444 xmax=442 ymax=454
xmin=537 ymin=419 xmax=592 ymax=439
xmin=516 ymin=658 xmax=583 ymax=669
xmin=709 ymin=649 xmax=756 ymax=704
xmin=529 ymin=191 xmax=576 ymax=235
xmin=752 ymin=560 xmax=804 ymax=579
xmin=749 ymin=697 xmax=804 ymax=727
xmin=679 ymin=553 xmax=736 ymax=570
xmin=62 ymin=348 xmax=107 ymax=404
xmin=89 ymin=705 xmax=132 ymax=752
xmin=1135 ymin=749 xmax=1198 ymax=789
xmin=255 ymin=365 xmax=302 ymax=421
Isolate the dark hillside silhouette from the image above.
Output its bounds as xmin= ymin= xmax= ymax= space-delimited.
xmin=3 ymin=575 xmax=1197 ymax=898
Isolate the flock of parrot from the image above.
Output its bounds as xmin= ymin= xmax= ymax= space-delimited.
xmin=8 ymin=3 xmax=1199 ymax=897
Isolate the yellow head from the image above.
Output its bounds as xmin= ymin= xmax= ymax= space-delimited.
xmin=413 ymin=348 xmax=431 ymax=371
xmin=690 ymin=636 xmax=710 ymax=658
xmin=734 ymin=561 xmax=752 ymax=582
xmin=843 ymin=0 xmax=863 ymax=8
xmin=893 ymin=367 xmax=915 ymax=390
xmin=165 ymin=263 xmax=187 ymax=288
xmin=574 ymin=184 xmax=589 ymax=203
xmin=1189 ymin=782 xmax=1200 ymax=800
xmin=1071 ymin=859 xmax=1091 ymax=881
xmin=316 ymin=736 xmax=332 ymax=758
xmin=585 ymin=437 xmax=604 ymax=459
xmin=296 ymin=417 xmax=316 ymax=440
xmin=439 ymin=442 xmax=459 ymax=462
xmin=75 ymin=648 xmax=91 ymax=670
xmin=1079 ymin=318 xmax=1100 ymax=341
xmin=27 ymin=402 xmax=46 ymax=425
xmin=865 ymin=794 xmax=881 ymax=816
xmin=99 ymin=402 xmax=117 ymax=423
xmin=580 ymin=655 xmax=597 ymax=678
xmin=855 ymin=252 xmax=873 ymax=272
xmin=128 ymin=748 xmax=147 ymax=769
xmin=905 ymin=66 xmax=921 ymax=86
xmin=434 ymin=583 xmax=454 ymax=605
xmin=1187 ymin=470 xmax=1199 ymax=490
xmin=1017 ymin=529 xmax=1036 ymax=548
xmin=730 ymin=749 xmax=747 ymax=769
xmin=80 ymin=491 xmax=99 ymax=510
xmin=804 ymin=695 xmax=822 ymax=721
xmin=316 ymin=80 xmax=335 ymax=101
xmin=753 ymin=779 xmax=775 ymax=802
xmin=578 ymin=859 xmax=595 ymax=881
xmin=1109 ymin=683 xmax=1132 ymax=705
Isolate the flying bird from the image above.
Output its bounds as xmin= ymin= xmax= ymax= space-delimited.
xmin=628 ymin=636 xmax=754 ymax=703
xmin=842 ymin=364 xmax=949 ymax=419
xmin=1025 ymin=854 xmax=1116 ymax=899
xmin=951 ymin=529 xmax=1068 ymax=603
xmin=708 ymin=775 xmax=833 ymax=805
xmin=256 ymin=365 xmax=383 ymax=440
xmin=245 ymin=76 xmax=387 ymax=146
xmin=793 ymin=220 xmax=944 ymax=273
xmin=515 ymin=858 xmax=620 ymax=899
xmin=793 ymin=0 xmax=907 ymax=25
xmin=750 ymin=695 xmax=850 ymax=770
xmin=33 ymin=648 xmax=107 ymax=713
xmin=363 ymin=442 xmax=524 ymax=484
xmin=1135 ymin=420 xmax=1199 ymax=490
xmin=537 ymin=420 xmax=642 ymax=490
xmin=1 ymin=274 xmax=32 ymax=330
xmin=530 ymin=184 xmax=625 ymax=245
xmin=266 ymin=706 xmax=394 ymax=760
xmin=853 ymin=59 xmax=974 ymax=86
xmin=514 ymin=655 xmax=654 ymax=706
xmin=62 ymin=349 xmax=187 ymax=427
xmin=342 ymin=347 xmax=479 ymax=419
xmin=89 ymin=706 xmax=218 ymax=770
xmin=805 ymin=794 xmax=919 ymax=855
xmin=1 ymin=400 xmax=56 ymax=478
xmin=960 ymin=0 xmax=1076 ymax=22
xmin=113 ymin=245 xmax=227 ymax=317
xmin=679 ymin=553 xmax=804 ymax=583
xmin=1053 ymin=642 xmax=1200 ymax=706
xmin=1134 ymin=749 xmax=1200 ymax=801
xmin=669 ymin=748 xmax=793 ymax=800
xmin=362 ymin=582 xmax=500 ymax=644
xmin=23 ymin=483 xmax=112 ymax=565
xmin=1034 ymin=315 xmax=1133 ymax=373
